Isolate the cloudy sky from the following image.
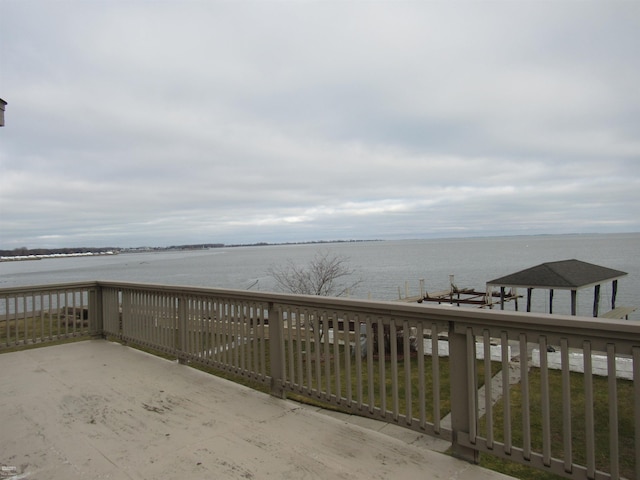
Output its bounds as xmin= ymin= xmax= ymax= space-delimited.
xmin=1 ymin=1 xmax=639 ymax=249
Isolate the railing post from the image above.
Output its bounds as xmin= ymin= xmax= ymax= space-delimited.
xmin=449 ymin=321 xmax=479 ymax=464
xmin=269 ymin=302 xmax=286 ymax=399
xmin=177 ymin=296 xmax=188 ymax=364
xmin=89 ymin=285 xmax=104 ymax=338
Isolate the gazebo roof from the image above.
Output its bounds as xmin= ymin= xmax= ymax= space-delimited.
xmin=486 ymin=259 xmax=627 ymax=290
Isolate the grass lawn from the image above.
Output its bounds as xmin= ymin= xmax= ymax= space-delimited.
xmin=0 ymin=313 xmax=89 ymax=349
xmin=479 ymin=368 xmax=635 ymax=480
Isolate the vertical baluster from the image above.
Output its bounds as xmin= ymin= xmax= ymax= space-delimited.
xmin=32 ymin=293 xmax=37 ymax=342
xmin=378 ymin=317 xmax=386 ymax=417
xmin=520 ymin=333 xmax=531 ymax=460
xmin=233 ymin=300 xmax=240 ymax=369
xmin=143 ymin=290 xmax=147 ymax=342
xmin=221 ymin=300 xmax=228 ymax=365
xmin=501 ymin=331 xmax=511 ymax=455
xmin=305 ymin=308 xmax=313 ymax=394
xmin=467 ymin=328 xmax=478 ymax=444
xmin=239 ymin=301 xmax=247 ymax=371
xmin=243 ymin=302 xmax=250 ymax=373
xmin=222 ymin=299 xmax=229 ymax=366
xmin=13 ymin=294 xmax=18 ymax=344
xmin=161 ymin=293 xmax=167 ymax=350
xmin=344 ymin=312 xmax=352 ymax=404
xmin=141 ymin=291 xmax=147 ymax=344
xmin=334 ymin=311 xmax=342 ymax=404
xmin=187 ymin=295 xmax=193 ymax=357
xmin=560 ymin=338 xmax=573 ymax=474
xmin=226 ymin=299 xmax=232 ymax=366
xmin=313 ymin=310 xmax=321 ymax=395
xmin=232 ymin=300 xmax=239 ymax=368
xmin=198 ymin=297 xmax=204 ymax=360
xmin=607 ymin=343 xmax=619 ymax=479
xmin=366 ymin=317 xmax=375 ymax=414
xmin=283 ymin=307 xmax=292 ymax=383
xmin=149 ymin=292 xmax=155 ymax=347
xmin=323 ymin=311 xmax=331 ymax=398
xmin=171 ymin=294 xmax=177 ymax=351
xmin=42 ymin=292 xmax=47 ymax=340
xmin=483 ymin=329 xmax=493 ymax=449
xmin=48 ymin=292 xmax=53 ymax=340
xmin=212 ymin=300 xmax=220 ymax=365
xmin=243 ymin=301 xmax=250 ymax=371
xmin=39 ymin=293 xmax=45 ymax=341
xmin=127 ymin=290 xmax=132 ymax=340
xmin=252 ymin=303 xmax=258 ymax=377
xmin=3 ymin=294 xmax=7 ymax=345
xmin=432 ymin=324 xmax=440 ymax=433
xmin=248 ymin=303 xmax=254 ymax=374
xmin=390 ymin=318 xmax=399 ymax=421
xmin=8 ymin=296 xmax=14 ymax=344
xmin=404 ymin=319 xmax=412 ymax=425
xmin=195 ymin=297 xmax=202 ymax=360
xmin=211 ymin=299 xmax=218 ymax=364
xmin=22 ymin=294 xmax=27 ymax=343
xmin=208 ymin=297 xmax=218 ymax=364
xmin=133 ymin=290 xmax=138 ymax=342
xmin=355 ymin=315 xmax=363 ymax=409
xmin=584 ymin=341 xmax=596 ymax=478
xmin=539 ymin=336 xmax=551 ymax=466
xmin=252 ymin=303 xmax=259 ymax=375
xmin=185 ymin=296 xmax=198 ymax=357
xmin=293 ymin=307 xmax=302 ymax=388
xmin=162 ymin=294 xmax=168 ymax=349
xmin=2 ymin=294 xmax=7 ymax=347
xmin=258 ymin=304 xmax=265 ymax=378
xmin=417 ymin=321 xmax=426 ymax=430
xmin=159 ymin=293 xmax=164 ymax=349
xmin=57 ymin=291 xmax=62 ymax=340
xmin=234 ymin=301 xmax=241 ymax=369
xmin=70 ymin=290 xmax=75 ymax=336
xmin=150 ymin=291 xmax=155 ymax=346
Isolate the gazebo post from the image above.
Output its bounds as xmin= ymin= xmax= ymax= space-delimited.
xmin=0 ymin=98 xmax=6 ymax=127
xmin=593 ymin=284 xmax=601 ymax=317
xmin=549 ymin=289 xmax=554 ymax=314
xmin=526 ymin=288 xmax=533 ymax=312
xmin=571 ymin=290 xmax=577 ymax=316
xmin=612 ymin=280 xmax=618 ymax=310
xmin=500 ymin=287 xmax=505 ymax=310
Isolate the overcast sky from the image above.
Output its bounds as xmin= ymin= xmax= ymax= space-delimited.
xmin=1 ymin=1 xmax=639 ymax=249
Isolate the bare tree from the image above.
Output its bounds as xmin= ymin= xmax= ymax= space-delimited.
xmin=268 ymin=250 xmax=361 ymax=297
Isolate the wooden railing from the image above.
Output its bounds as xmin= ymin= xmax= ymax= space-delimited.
xmin=1 ymin=281 xmax=639 ymax=480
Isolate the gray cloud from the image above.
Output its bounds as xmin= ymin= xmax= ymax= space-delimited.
xmin=1 ymin=1 xmax=639 ymax=248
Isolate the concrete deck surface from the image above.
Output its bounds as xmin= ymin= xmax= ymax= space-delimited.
xmin=0 ymin=340 xmax=516 ymax=480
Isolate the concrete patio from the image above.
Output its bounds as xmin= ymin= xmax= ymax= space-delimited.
xmin=0 ymin=340 xmax=515 ymax=480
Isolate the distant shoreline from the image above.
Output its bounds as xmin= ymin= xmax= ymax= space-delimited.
xmin=0 ymin=251 xmax=118 ymax=262
xmin=0 ymin=239 xmax=382 ymax=262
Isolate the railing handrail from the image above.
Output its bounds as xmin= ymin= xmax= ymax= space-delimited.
xmin=32 ymin=279 xmax=635 ymax=336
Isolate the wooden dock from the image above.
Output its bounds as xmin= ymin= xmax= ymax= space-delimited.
xmin=396 ymin=278 xmax=520 ymax=309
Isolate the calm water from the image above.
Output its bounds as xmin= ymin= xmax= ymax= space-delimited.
xmin=1 ymin=233 xmax=638 ymax=320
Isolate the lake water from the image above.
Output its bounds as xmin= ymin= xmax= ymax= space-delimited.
xmin=1 ymin=233 xmax=638 ymax=320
